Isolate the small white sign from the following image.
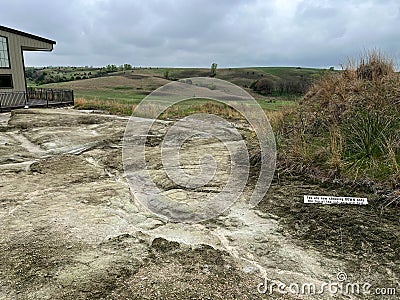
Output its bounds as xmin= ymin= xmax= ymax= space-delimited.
xmin=304 ymin=195 xmax=368 ymax=205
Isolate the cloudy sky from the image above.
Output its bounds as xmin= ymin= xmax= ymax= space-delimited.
xmin=1 ymin=0 xmax=400 ymax=68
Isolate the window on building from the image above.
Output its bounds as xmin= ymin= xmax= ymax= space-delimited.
xmin=0 ymin=74 xmax=13 ymax=88
xmin=0 ymin=36 xmax=10 ymax=68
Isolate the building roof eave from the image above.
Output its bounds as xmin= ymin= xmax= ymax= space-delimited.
xmin=0 ymin=25 xmax=56 ymax=45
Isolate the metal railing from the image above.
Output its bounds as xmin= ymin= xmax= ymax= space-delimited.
xmin=0 ymin=92 xmax=26 ymax=110
xmin=0 ymin=88 xmax=74 ymax=111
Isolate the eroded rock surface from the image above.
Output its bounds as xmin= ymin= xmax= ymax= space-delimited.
xmin=0 ymin=109 xmax=397 ymax=299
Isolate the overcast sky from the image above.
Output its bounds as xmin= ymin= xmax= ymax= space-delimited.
xmin=1 ymin=0 xmax=400 ymax=68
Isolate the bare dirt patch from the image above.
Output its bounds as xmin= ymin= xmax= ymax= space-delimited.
xmin=0 ymin=108 xmax=398 ymax=299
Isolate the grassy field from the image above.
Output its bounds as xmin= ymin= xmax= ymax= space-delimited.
xmin=37 ymin=65 xmax=326 ymax=93
xmin=36 ymin=66 xmax=322 ymax=117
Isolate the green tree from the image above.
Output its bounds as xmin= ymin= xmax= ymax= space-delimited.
xmin=105 ymin=64 xmax=118 ymax=73
xmin=252 ymin=78 xmax=274 ymax=95
xmin=210 ymin=63 xmax=217 ymax=77
xmin=123 ymin=63 xmax=132 ymax=70
xmin=164 ymin=69 xmax=170 ymax=80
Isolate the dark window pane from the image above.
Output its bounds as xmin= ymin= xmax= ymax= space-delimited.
xmin=0 ymin=74 xmax=13 ymax=88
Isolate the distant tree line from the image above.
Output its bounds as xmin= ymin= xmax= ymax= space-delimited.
xmin=25 ymin=64 xmax=137 ymax=85
xmin=250 ymin=76 xmax=312 ymax=96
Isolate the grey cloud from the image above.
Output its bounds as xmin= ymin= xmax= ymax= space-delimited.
xmin=1 ymin=0 xmax=399 ymax=68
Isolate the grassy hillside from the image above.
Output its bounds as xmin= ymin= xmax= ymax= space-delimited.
xmin=28 ymin=66 xmax=327 ymax=118
xmin=37 ymin=66 xmax=327 ymax=101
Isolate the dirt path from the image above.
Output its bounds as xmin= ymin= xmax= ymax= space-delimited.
xmin=0 ymin=109 xmax=398 ymax=299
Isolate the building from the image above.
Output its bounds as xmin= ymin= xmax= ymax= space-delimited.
xmin=0 ymin=25 xmax=73 ymax=110
xmin=0 ymin=25 xmax=55 ymax=92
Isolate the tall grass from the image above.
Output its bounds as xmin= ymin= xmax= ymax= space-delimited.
xmin=342 ymin=110 xmax=395 ymax=160
xmin=160 ymin=101 xmax=242 ymax=120
xmin=74 ymin=97 xmax=246 ymax=120
xmin=74 ymin=98 xmax=136 ymax=115
xmin=285 ymin=50 xmax=400 ymax=186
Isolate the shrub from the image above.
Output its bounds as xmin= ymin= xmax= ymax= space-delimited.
xmin=164 ymin=70 xmax=170 ymax=80
xmin=289 ymin=50 xmax=400 ymax=185
xmin=210 ymin=63 xmax=217 ymax=77
xmin=301 ymin=50 xmax=400 ymax=129
xmin=252 ymin=78 xmax=274 ymax=95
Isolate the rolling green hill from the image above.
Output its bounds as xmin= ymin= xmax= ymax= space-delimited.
xmin=32 ymin=66 xmax=330 ymax=102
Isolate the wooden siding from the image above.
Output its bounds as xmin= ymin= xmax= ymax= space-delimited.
xmin=0 ymin=28 xmax=54 ymax=93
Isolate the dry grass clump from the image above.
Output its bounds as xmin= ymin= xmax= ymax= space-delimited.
xmin=356 ymin=50 xmax=394 ymax=81
xmin=74 ymin=98 xmax=137 ymax=115
xmin=160 ymin=101 xmax=242 ymax=120
xmin=74 ymin=97 xmax=243 ymax=120
xmin=301 ymin=50 xmax=400 ymax=128
xmin=285 ymin=50 xmax=400 ymax=187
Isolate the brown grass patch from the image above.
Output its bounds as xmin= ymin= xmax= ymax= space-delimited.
xmin=74 ymin=98 xmax=137 ymax=115
xmin=279 ymin=50 xmax=400 ymax=188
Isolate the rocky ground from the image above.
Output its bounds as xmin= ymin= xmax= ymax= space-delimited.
xmin=0 ymin=108 xmax=398 ymax=299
